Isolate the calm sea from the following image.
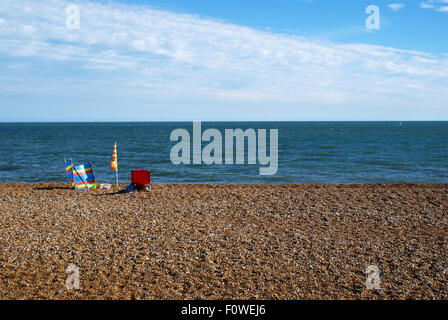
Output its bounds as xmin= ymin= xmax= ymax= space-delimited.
xmin=0 ymin=122 xmax=447 ymax=184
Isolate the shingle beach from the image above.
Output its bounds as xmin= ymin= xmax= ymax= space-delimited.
xmin=0 ymin=183 xmax=447 ymax=299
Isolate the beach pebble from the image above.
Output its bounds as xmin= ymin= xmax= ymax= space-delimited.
xmin=0 ymin=182 xmax=447 ymax=299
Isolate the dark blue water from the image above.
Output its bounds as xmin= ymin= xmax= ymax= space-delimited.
xmin=0 ymin=122 xmax=447 ymax=184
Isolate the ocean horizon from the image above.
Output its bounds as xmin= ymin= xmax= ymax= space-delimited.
xmin=0 ymin=121 xmax=447 ymax=185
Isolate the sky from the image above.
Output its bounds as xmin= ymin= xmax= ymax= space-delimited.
xmin=0 ymin=0 xmax=447 ymax=121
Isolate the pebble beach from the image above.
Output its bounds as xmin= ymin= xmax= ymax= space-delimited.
xmin=0 ymin=183 xmax=447 ymax=299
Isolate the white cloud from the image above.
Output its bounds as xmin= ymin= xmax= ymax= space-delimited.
xmin=421 ymin=1 xmax=448 ymax=11
xmin=0 ymin=0 xmax=447 ymax=120
xmin=420 ymin=2 xmax=434 ymax=9
xmin=388 ymin=3 xmax=405 ymax=11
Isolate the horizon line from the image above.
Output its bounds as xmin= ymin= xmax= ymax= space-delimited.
xmin=1 ymin=120 xmax=448 ymax=124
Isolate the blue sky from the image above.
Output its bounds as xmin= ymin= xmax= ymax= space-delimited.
xmin=119 ymin=0 xmax=448 ymax=53
xmin=0 ymin=0 xmax=447 ymax=121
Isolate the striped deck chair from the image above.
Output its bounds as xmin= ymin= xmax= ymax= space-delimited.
xmin=65 ymin=159 xmax=97 ymax=189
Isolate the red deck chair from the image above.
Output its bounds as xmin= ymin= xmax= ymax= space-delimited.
xmin=131 ymin=170 xmax=151 ymax=191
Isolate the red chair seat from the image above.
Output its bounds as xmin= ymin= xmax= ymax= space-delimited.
xmin=131 ymin=170 xmax=151 ymax=190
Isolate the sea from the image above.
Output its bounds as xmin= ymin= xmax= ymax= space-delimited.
xmin=0 ymin=122 xmax=447 ymax=184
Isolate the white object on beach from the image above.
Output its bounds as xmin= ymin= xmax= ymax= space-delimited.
xmin=100 ymin=183 xmax=111 ymax=189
